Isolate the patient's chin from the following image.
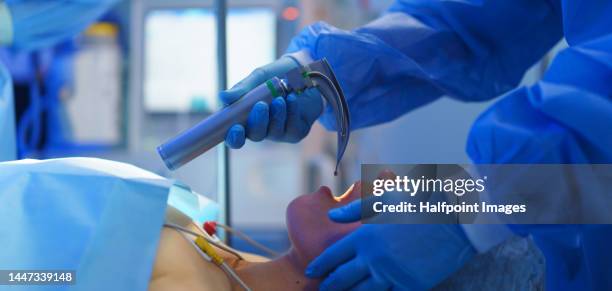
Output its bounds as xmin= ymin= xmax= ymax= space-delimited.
xmin=287 ymin=217 xmax=359 ymax=269
xmin=285 ymin=185 xmax=361 ymax=267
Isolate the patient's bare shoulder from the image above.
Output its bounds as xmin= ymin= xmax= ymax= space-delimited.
xmin=149 ymin=227 xmax=231 ymax=291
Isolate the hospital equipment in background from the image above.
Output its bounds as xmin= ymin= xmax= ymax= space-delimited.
xmin=1 ymin=19 xmax=124 ymax=159
xmin=143 ymin=7 xmax=277 ymax=113
xmin=157 ymin=58 xmax=351 ymax=174
xmin=0 ymin=0 xmax=119 ymax=162
xmin=66 ymin=22 xmax=122 ymax=145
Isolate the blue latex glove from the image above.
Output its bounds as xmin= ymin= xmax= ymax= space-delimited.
xmin=1 ymin=0 xmax=118 ymax=51
xmin=306 ymin=199 xmax=476 ymax=291
xmin=219 ymin=56 xmax=323 ymax=149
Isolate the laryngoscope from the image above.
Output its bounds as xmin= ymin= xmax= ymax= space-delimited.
xmin=157 ymin=59 xmax=351 ymax=175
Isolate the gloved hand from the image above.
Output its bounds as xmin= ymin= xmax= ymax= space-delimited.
xmin=306 ymin=199 xmax=476 ymax=291
xmin=219 ymin=56 xmax=323 ymax=149
xmin=2 ymin=0 xmax=117 ymax=50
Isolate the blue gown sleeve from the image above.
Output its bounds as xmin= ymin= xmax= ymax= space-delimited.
xmin=467 ymin=36 xmax=612 ymax=164
xmin=287 ymin=0 xmax=563 ymax=130
xmin=466 ymin=12 xmax=612 ymax=289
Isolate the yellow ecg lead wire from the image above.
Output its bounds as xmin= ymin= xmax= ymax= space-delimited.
xmin=192 ymin=233 xmax=251 ymax=291
xmin=195 ymin=236 xmax=224 ymax=266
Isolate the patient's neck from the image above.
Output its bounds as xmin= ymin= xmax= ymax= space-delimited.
xmin=234 ymin=248 xmax=318 ymax=291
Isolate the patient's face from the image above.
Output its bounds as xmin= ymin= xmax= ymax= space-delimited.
xmin=286 ymin=183 xmax=361 ymax=268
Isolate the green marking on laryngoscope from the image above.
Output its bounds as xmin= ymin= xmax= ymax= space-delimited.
xmin=266 ymin=80 xmax=280 ymax=97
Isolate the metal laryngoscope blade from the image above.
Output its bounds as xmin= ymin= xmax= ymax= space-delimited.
xmin=284 ymin=58 xmax=351 ymax=175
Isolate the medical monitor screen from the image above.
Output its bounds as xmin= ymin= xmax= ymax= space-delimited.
xmin=144 ymin=8 xmax=276 ymax=113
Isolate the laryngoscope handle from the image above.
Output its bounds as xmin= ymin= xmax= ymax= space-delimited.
xmin=157 ymin=77 xmax=286 ymax=170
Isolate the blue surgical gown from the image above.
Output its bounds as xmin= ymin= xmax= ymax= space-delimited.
xmin=287 ymin=0 xmax=612 ymax=289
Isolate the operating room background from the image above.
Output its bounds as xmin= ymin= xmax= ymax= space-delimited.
xmin=1 ymin=0 xmax=563 ymax=254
